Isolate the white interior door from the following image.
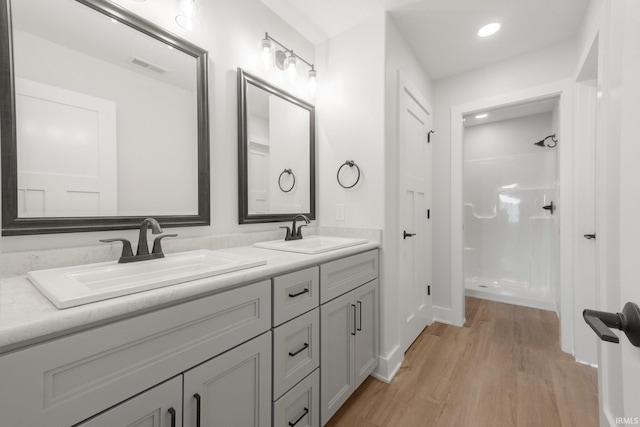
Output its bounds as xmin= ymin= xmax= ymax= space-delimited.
xmin=398 ymin=72 xmax=433 ymax=353
xmin=15 ymin=78 xmax=117 ymax=217
xmin=598 ymin=0 xmax=640 ymax=424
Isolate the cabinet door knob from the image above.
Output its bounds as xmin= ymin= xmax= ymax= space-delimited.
xmin=584 ymin=233 xmax=596 ymax=240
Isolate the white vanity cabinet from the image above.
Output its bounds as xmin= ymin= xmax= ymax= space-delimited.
xmin=0 ymin=246 xmax=379 ymax=427
xmin=0 ymin=280 xmax=271 ymax=427
xmin=319 ymin=251 xmax=379 ymax=426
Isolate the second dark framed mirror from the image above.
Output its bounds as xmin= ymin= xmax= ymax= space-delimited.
xmin=237 ymin=68 xmax=315 ymax=224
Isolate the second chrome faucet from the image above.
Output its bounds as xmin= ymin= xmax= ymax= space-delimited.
xmin=101 ymin=218 xmax=177 ymax=263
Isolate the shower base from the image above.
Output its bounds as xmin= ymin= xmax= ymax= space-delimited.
xmin=465 ymin=277 xmax=556 ymax=312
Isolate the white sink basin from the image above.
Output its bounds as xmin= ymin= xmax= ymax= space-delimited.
xmin=253 ymin=235 xmax=368 ymax=254
xmin=28 ymin=250 xmax=266 ymax=309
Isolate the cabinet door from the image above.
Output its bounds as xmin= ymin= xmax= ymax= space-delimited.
xmin=320 ymin=292 xmax=355 ymax=426
xmin=183 ymin=332 xmax=271 ymax=427
xmin=78 ymin=376 xmax=182 ymax=427
xmin=354 ymin=279 xmax=379 ymax=388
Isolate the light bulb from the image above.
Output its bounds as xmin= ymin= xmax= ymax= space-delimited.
xmin=176 ymin=0 xmax=198 ymax=31
xmin=308 ymin=67 xmax=317 ymax=95
xmin=284 ymin=52 xmax=297 ymax=84
xmin=259 ymin=37 xmax=273 ymax=72
xmin=477 ymin=22 xmax=500 ymax=38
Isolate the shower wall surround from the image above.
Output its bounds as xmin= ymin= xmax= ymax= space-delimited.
xmin=463 ymin=113 xmax=559 ymax=310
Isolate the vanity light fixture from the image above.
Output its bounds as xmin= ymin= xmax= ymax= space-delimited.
xmin=475 ymin=113 xmax=488 ymax=119
xmin=260 ymin=32 xmax=318 ymax=94
xmin=477 ymin=22 xmax=501 ymax=38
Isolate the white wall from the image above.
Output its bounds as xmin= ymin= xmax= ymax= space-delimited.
xmin=1 ymin=0 xmax=315 ymax=252
xmin=314 ymin=12 xmax=433 ymax=382
xmin=315 ymin=15 xmax=386 ymax=230
xmin=432 ymin=40 xmax=578 ymax=315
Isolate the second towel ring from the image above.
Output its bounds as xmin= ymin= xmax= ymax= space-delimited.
xmin=278 ymin=169 xmax=296 ymax=192
xmin=337 ymin=160 xmax=361 ymax=189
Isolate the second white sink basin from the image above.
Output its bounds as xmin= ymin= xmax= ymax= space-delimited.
xmin=253 ymin=235 xmax=368 ymax=254
xmin=28 ymin=250 xmax=266 ymax=309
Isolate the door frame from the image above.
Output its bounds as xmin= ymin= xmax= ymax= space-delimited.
xmin=449 ymin=80 xmax=575 ymax=354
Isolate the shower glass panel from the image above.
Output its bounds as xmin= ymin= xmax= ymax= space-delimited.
xmin=463 ymin=111 xmax=558 ymax=310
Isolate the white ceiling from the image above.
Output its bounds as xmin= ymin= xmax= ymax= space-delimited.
xmin=261 ymin=0 xmax=590 ymax=80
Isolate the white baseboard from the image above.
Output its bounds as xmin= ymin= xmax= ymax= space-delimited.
xmin=372 ymin=344 xmax=403 ymax=383
xmin=433 ymin=306 xmax=464 ymax=327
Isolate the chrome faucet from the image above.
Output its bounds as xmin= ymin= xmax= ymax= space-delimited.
xmin=280 ymin=214 xmax=310 ymax=241
xmin=101 ymin=218 xmax=177 ymax=263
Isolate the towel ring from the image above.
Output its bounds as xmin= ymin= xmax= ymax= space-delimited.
xmin=337 ymin=160 xmax=360 ymax=189
xmin=278 ymin=169 xmax=295 ymax=192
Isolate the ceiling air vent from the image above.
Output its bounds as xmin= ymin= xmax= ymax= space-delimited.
xmin=130 ymin=55 xmax=169 ymax=75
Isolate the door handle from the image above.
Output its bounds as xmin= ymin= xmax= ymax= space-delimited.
xmin=403 ymin=230 xmax=416 ymax=239
xmin=194 ymin=393 xmax=201 ymax=427
xmin=542 ymin=201 xmax=555 ymax=215
xmin=583 ymin=302 xmax=640 ymax=347
xmin=584 ymin=234 xmax=596 ymax=240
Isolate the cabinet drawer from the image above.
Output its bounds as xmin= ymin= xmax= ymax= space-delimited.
xmin=0 ymin=280 xmax=271 ymax=427
xmin=273 ymin=308 xmax=320 ymax=399
xmin=273 ymin=266 xmax=319 ymax=326
xmin=273 ymin=369 xmax=319 ymax=427
xmin=320 ymin=250 xmax=378 ymax=303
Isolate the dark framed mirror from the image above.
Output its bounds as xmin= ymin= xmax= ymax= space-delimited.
xmin=237 ymin=68 xmax=315 ymax=224
xmin=0 ymin=0 xmax=210 ymax=235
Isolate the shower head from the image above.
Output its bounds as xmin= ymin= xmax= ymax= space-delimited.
xmin=534 ymin=134 xmax=558 ymax=148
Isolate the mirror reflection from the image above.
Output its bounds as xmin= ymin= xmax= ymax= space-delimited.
xmin=1 ymin=0 xmax=210 ymax=235
xmin=238 ymin=69 xmax=315 ymax=224
xmin=12 ymin=0 xmax=198 ymax=217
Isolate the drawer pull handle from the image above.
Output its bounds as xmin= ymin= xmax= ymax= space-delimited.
xmin=351 ymin=304 xmax=357 ymax=336
xmin=288 ymin=288 xmax=309 ymax=298
xmin=289 ymin=407 xmax=309 ymax=427
xmin=289 ymin=342 xmax=309 ymax=357
xmin=168 ymin=407 xmax=176 ymax=427
xmin=194 ymin=393 xmax=201 ymax=427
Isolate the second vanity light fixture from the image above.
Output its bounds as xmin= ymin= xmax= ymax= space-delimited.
xmin=260 ymin=32 xmax=317 ymax=95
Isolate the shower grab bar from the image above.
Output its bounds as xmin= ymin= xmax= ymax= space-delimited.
xmin=583 ymin=302 xmax=640 ymax=348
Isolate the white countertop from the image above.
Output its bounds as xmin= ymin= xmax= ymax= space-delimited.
xmin=0 ymin=242 xmax=379 ymax=354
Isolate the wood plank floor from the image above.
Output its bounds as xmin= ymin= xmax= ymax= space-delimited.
xmin=326 ymin=297 xmax=598 ymax=427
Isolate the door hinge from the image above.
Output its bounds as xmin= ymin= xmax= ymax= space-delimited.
xmin=428 ymin=285 xmax=431 ymax=296
xmin=427 ymin=130 xmax=434 ymax=143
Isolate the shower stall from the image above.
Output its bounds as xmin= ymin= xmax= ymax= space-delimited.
xmin=463 ymin=109 xmax=558 ymax=311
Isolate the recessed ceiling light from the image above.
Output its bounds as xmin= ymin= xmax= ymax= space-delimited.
xmin=478 ymin=23 xmax=501 ymax=38
xmin=475 ymin=113 xmax=488 ymax=119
